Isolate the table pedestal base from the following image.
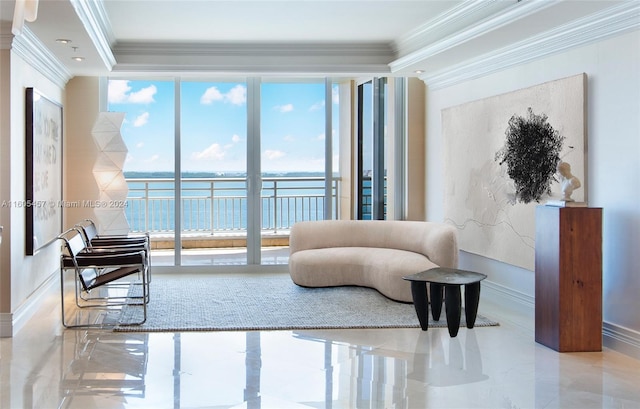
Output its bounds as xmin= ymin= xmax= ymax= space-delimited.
xmin=405 ymin=268 xmax=486 ymax=338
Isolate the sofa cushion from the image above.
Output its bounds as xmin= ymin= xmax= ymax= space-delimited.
xmin=289 ymin=220 xmax=458 ymax=269
xmin=290 ymin=247 xmax=438 ymax=302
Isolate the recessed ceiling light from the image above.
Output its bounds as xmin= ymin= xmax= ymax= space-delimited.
xmin=414 ymin=70 xmax=424 ymax=74
xmin=56 ymin=39 xmax=72 ymax=44
xmin=71 ymin=56 xmax=85 ymax=62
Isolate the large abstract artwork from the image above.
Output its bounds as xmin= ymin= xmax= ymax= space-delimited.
xmin=26 ymin=88 xmax=63 ymax=255
xmin=442 ymin=73 xmax=587 ymax=270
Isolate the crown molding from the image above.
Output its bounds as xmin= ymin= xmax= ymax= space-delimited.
xmin=113 ymin=41 xmax=393 ymax=58
xmin=69 ymin=0 xmax=116 ymax=70
xmin=390 ymin=0 xmax=559 ymax=72
xmin=11 ymin=26 xmax=71 ymax=87
xmin=392 ymin=0 xmax=503 ymax=56
xmin=419 ymin=1 xmax=640 ymax=90
xmin=111 ymin=62 xmax=392 ymax=78
xmin=111 ymin=41 xmax=394 ymax=75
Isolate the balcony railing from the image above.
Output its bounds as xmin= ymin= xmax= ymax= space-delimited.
xmin=124 ymin=176 xmax=340 ymax=235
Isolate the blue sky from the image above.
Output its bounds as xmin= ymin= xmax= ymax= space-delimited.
xmin=107 ymin=79 xmax=339 ymax=174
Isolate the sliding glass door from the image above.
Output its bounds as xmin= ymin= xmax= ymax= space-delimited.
xmin=107 ymin=79 xmax=177 ymax=265
xmin=179 ymin=80 xmax=248 ymax=265
xmin=108 ymin=77 xmax=337 ymax=267
xmin=260 ymin=80 xmax=329 ymax=263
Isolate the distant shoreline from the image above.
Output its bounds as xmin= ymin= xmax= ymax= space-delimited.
xmin=124 ymin=171 xmax=328 ymax=179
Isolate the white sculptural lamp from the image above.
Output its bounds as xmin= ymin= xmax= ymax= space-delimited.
xmin=92 ymin=112 xmax=130 ymax=235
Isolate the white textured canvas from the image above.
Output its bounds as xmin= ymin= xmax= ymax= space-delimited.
xmin=442 ymin=74 xmax=586 ymax=270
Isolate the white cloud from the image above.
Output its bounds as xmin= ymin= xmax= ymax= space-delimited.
xmin=136 ymin=142 xmax=144 ymax=148
xmin=231 ymin=134 xmax=241 ymax=143
xmin=332 ymin=85 xmax=339 ymax=104
xmin=200 ymin=84 xmax=246 ymax=105
xmin=133 ymin=112 xmax=149 ymax=127
xmin=275 ymin=104 xmax=294 ymax=113
xmin=192 ymin=143 xmax=226 ymax=160
xmin=200 ymin=87 xmax=224 ymax=104
xmin=316 ymin=133 xmax=325 ymax=141
xmin=309 ymin=101 xmax=324 ymax=111
xmin=263 ymin=150 xmax=286 ymax=160
xmin=226 ymin=85 xmax=246 ymax=105
xmin=283 ymin=135 xmax=295 ymax=142
xmin=108 ymin=80 xmax=157 ymax=104
xmin=108 ymin=80 xmax=131 ymax=103
xmin=146 ymin=154 xmax=160 ymax=163
xmin=129 ymin=85 xmax=157 ymax=103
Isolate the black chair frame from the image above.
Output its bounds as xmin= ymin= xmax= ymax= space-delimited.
xmin=74 ymin=220 xmax=151 ymax=284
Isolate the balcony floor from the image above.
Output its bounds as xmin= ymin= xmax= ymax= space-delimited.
xmin=151 ymin=246 xmax=290 ymax=266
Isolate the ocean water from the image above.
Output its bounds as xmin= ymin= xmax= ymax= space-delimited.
xmin=123 ymin=172 xmax=338 ymax=232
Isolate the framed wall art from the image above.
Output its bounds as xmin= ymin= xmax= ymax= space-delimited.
xmin=25 ymin=87 xmax=63 ymax=255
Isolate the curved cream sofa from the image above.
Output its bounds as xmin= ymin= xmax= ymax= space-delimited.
xmin=288 ymin=220 xmax=458 ymax=302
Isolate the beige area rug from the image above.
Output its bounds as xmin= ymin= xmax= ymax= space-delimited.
xmin=115 ymin=274 xmax=498 ymax=332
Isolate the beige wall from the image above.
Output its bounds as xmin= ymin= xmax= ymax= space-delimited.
xmin=0 ymin=49 xmax=10 ymax=316
xmin=63 ymin=77 xmax=101 ymax=228
xmin=405 ymin=77 xmax=425 ymax=221
xmin=0 ymin=50 xmax=63 ymax=336
xmin=338 ymin=81 xmax=354 ymax=220
xmin=0 ymin=69 xmax=118 ymax=336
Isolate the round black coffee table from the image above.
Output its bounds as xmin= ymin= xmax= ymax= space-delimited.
xmin=403 ymin=267 xmax=487 ymax=337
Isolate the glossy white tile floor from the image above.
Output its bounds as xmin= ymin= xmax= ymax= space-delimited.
xmin=2 ymin=272 xmax=640 ymax=409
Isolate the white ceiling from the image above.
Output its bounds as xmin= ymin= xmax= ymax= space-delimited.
xmin=104 ymin=1 xmax=457 ymax=43
xmin=1 ymin=0 xmax=632 ymax=79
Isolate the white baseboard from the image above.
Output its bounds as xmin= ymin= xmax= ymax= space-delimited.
xmin=0 ymin=273 xmax=58 ymax=338
xmin=481 ymin=279 xmax=535 ymax=318
xmin=481 ymin=279 xmax=640 ymax=360
xmin=603 ymin=322 xmax=640 ymax=360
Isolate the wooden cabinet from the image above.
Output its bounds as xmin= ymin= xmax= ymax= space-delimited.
xmin=535 ymin=205 xmax=602 ymax=352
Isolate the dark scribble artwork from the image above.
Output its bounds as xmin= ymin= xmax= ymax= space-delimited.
xmin=495 ymin=107 xmax=564 ymax=204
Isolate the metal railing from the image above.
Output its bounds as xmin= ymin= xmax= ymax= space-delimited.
xmin=124 ymin=176 xmax=340 ymax=234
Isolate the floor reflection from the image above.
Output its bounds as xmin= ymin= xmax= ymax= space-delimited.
xmin=61 ymin=331 xmax=149 ymax=406
xmin=288 ymin=328 xmax=487 ymax=409
xmin=4 ymin=271 xmax=640 ymax=409
xmin=244 ymin=332 xmax=262 ymax=409
xmin=409 ymin=329 xmax=488 ymax=387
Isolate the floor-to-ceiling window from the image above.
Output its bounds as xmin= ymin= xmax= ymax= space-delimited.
xmin=107 ymin=77 xmax=338 ymax=267
xmin=260 ymin=80 xmax=330 ymax=263
xmin=179 ymin=80 xmax=249 ymax=265
xmin=357 ymin=78 xmax=387 ymax=220
xmin=107 ymin=79 xmax=177 ymax=265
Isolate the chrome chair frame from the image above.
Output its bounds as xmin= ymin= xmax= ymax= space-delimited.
xmin=59 ymin=228 xmax=149 ymax=328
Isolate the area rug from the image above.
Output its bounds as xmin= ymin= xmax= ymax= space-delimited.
xmin=115 ymin=274 xmax=498 ymax=332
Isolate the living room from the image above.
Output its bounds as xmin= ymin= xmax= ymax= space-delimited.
xmin=1 ymin=1 xmax=639 ymax=407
